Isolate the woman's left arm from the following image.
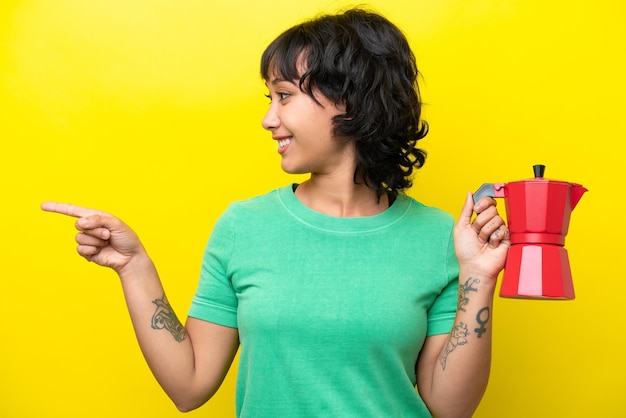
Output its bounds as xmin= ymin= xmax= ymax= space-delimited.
xmin=417 ymin=192 xmax=510 ymax=418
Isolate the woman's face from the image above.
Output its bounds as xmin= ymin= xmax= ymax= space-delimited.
xmin=262 ymin=73 xmax=354 ymax=177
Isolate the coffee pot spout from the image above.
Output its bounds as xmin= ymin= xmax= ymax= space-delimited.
xmin=571 ymin=184 xmax=588 ymax=210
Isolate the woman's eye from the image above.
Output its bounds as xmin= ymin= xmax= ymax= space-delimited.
xmin=264 ymin=91 xmax=291 ymax=103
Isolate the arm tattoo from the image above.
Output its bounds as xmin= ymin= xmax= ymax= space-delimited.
xmin=458 ymin=277 xmax=480 ymax=312
xmin=439 ymin=278 xmax=490 ymax=369
xmin=474 ymin=307 xmax=490 ymax=338
xmin=151 ymin=294 xmax=188 ymax=342
xmin=439 ymin=322 xmax=469 ymax=370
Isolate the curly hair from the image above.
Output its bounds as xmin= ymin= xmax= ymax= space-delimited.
xmin=260 ymin=8 xmax=428 ymax=198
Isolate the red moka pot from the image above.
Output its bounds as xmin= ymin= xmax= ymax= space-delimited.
xmin=474 ymin=165 xmax=587 ymax=299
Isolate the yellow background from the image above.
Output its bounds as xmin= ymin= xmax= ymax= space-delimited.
xmin=1 ymin=0 xmax=624 ymax=417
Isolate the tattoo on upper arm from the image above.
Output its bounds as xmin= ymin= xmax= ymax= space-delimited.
xmin=458 ymin=277 xmax=480 ymax=312
xmin=151 ymin=294 xmax=188 ymax=342
xmin=439 ymin=322 xmax=469 ymax=370
xmin=474 ymin=307 xmax=490 ymax=338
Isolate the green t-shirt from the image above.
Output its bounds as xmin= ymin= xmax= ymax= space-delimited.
xmin=188 ymin=185 xmax=459 ymax=417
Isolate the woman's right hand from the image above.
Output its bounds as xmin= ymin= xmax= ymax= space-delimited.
xmin=41 ymin=202 xmax=144 ymax=274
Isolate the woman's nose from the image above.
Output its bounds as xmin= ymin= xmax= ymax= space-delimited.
xmin=262 ymin=104 xmax=279 ymax=131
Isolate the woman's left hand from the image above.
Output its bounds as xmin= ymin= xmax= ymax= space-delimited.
xmin=454 ymin=192 xmax=510 ymax=280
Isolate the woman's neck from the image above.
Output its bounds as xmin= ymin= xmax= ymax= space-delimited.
xmin=294 ymin=176 xmax=389 ymax=217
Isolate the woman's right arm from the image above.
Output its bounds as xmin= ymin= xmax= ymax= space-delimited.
xmin=41 ymin=202 xmax=239 ymax=412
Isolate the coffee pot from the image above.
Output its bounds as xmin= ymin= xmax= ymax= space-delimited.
xmin=473 ymin=165 xmax=587 ymax=299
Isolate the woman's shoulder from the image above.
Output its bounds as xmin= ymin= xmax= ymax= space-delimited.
xmin=223 ymin=185 xmax=290 ymax=216
xmin=399 ymin=194 xmax=455 ymax=226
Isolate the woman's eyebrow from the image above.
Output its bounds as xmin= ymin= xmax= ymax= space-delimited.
xmin=269 ymin=77 xmax=297 ymax=86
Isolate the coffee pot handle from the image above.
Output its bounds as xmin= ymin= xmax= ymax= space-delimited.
xmin=473 ymin=183 xmax=506 ymax=204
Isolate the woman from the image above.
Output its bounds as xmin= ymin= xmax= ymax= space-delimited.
xmin=42 ymin=8 xmax=509 ymax=417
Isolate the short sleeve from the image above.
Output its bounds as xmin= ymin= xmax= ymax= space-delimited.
xmin=426 ymin=228 xmax=459 ymax=336
xmin=187 ymin=207 xmax=239 ymax=328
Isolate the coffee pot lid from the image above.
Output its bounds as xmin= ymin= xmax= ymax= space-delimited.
xmin=510 ymin=164 xmax=572 ymax=185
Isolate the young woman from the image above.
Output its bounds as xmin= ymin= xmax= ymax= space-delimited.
xmin=42 ymin=8 xmax=509 ymax=418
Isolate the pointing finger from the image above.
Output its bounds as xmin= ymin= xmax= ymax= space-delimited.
xmin=41 ymin=202 xmax=107 ymax=219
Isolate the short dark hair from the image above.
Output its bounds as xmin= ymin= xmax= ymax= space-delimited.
xmin=261 ymin=8 xmax=428 ymax=198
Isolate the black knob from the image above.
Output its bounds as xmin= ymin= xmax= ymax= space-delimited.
xmin=533 ymin=164 xmax=546 ymax=178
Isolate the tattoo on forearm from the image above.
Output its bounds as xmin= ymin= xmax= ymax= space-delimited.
xmin=474 ymin=307 xmax=490 ymax=338
xmin=458 ymin=277 xmax=480 ymax=312
xmin=439 ymin=322 xmax=469 ymax=370
xmin=439 ymin=278 xmax=492 ymax=370
xmin=151 ymin=295 xmax=188 ymax=342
